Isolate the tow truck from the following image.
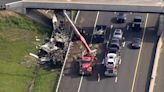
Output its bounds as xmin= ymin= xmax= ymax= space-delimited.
xmin=63 ymin=10 xmax=97 ymax=76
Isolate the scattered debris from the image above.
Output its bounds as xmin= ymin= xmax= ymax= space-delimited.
xmin=29 ymin=53 xmax=39 ymax=59
xmin=37 ymin=12 xmax=70 ymax=67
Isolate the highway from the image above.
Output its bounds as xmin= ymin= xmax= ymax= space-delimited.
xmin=57 ymin=11 xmax=97 ymax=92
xmin=132 ymin=13 xmax=158 ymax=92
xmin=56 ymin=11 xmax=159 ymax=92
xmin=1 ymin=0 xmax=160 ymax=91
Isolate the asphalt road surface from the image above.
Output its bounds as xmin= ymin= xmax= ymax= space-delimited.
xmin=57 ymin=11 xmax=97 ymax=92
xmin=57 ymin=11 xmax=158 ymax=92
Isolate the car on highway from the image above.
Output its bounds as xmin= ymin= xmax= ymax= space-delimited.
xmin=113 ymin=29 xmax=123 ymax=40
xmin=108 ymin=38 xmax=120 ymax=53
xmin=116 ymin=13 xmax=127 ymax=23
xmin=131 ymin=38 xmax=141 ymax=49
xmin=92 ymin=25 xmax=106 ymax=43
xmin=110 ymin=37 xmax=122 ymax=46
xmin=132 ymin=16 xmax=143 ymax=30
xmin=104 ymin=53 xmax=119 ymax=77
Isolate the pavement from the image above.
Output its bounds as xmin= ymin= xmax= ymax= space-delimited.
xmin=56 ymin=11 xmax=159 ymax=92
xmin=132 ymin=13 xmax=158 ymax=92
xmin=57 ymin=11 xmax=97 ymax=92
xmin=154 ymin=37 xmax=164 ymax=92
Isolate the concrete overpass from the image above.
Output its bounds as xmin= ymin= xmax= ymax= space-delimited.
xmin=5 ymin=0 xmax=164 ymax=14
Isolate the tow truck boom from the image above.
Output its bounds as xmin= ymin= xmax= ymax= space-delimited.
xmin=63 ymin=10 xmax=92 ymax=54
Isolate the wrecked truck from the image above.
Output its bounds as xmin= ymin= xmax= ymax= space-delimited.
xmin=38 ymin=30 xmax=69 ymax=66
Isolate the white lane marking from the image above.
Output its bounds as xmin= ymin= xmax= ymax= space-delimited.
xmin=90 ymin=11 xmax=100 ymax=44
xmin=110 ymin=24 xmax=113 ymax=29
xmin=115 ymin=77 xmax=118 ymax=83
xmin=122 ymin=42 xmax=126 ymax=47
xmin=77 ymin=11 xmax=99 ymax=92
xmin=94 ymin=11 xmax=100 ymax=28
xmin=55 ymin=10 xmax=80 ymax=92
xmin=102 ymin=59 xmax=104 ymax=64
xmin=77 ymin=76 xmax=84 ymax=92
xmin=98 ymin=73 xmax=100 ymax=82
xmin=119 ymin=59 xmax=122 ymax=65
xmin=107 ymin=24 xmax=113 ymax=45
xmin=74 ymin=11 xmax=80 ymax=23
xmin=127 ymin=25 xmax=129 ymax=30
xmin=56 ymin=42 xmax=72 ymax=92
xmin=130 ymin=13 xmax=149 ymax=92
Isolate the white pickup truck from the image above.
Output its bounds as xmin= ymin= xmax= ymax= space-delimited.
xmin=103 ymin=53 xmax=121 ymax=77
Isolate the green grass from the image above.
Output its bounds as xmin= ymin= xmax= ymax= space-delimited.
xmin=0 ymin=11 xmax=59 ymax=92
xmin=0 ymin=14 xmax=51 ymax=35
xmin=33 ymin=69 xmax=60 ymax=92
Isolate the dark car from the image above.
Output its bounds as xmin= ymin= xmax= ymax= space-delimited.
xmin=131 ymin=38 xmax=141 ymax=49
xmin=110 ymin=37 xmax=121 ymax=46
xmin=92 ymin=25 xmax=106 ymax=43
xmin=108 ymin=38 xmax=120 ymax=53
xmin=132 ymin=16 xmax=142 ymax=30
xmin=116 ymin=13 xmax=127 ymax=23
xmin=108 ymin=47 xmax=119 ymax=54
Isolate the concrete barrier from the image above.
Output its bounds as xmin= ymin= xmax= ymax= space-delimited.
xmin=149 ymin=32 xmax=164 ymax=92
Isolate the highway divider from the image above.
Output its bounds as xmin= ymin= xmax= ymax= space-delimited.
xmin=149 ymin=32 xmax=164 ymax=92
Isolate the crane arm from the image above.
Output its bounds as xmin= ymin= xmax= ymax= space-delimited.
xmin=63 ymin=10 xmax=91 ymax=54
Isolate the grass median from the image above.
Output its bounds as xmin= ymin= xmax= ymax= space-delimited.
xmin=0 ymin=10 xmax=59 ymax=92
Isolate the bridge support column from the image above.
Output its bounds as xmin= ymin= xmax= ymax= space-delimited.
xmin=5 ymin=1 xmax=26 ymax=14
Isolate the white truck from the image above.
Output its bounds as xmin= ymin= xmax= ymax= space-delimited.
xmin=103 ymin=53 xmax=121 ymax=77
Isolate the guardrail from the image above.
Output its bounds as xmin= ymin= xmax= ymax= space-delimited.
xmin=149 ymin=32 xmax=164 ymax=92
